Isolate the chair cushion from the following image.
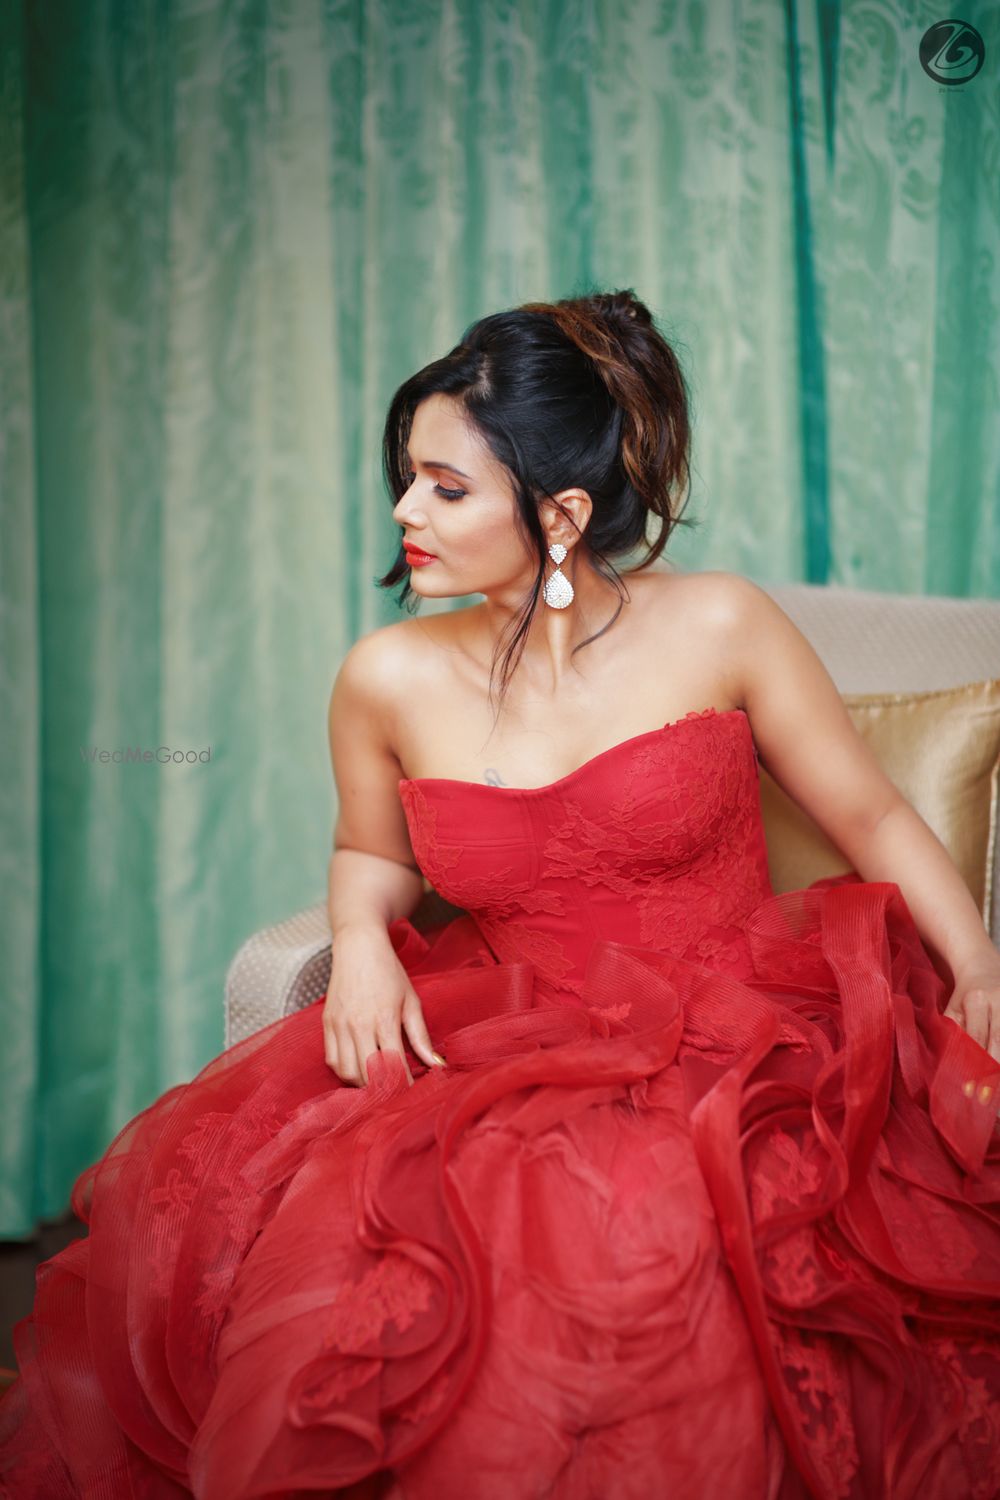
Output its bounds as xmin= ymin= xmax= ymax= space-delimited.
xmin=760 ymin=678 xmax=1000 ymax=921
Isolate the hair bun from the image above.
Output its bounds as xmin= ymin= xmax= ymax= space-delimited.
xmin=515 ymin=289 xmax=689 ymax=523
xmin=589 ymin=289 xmax=653 ymax=332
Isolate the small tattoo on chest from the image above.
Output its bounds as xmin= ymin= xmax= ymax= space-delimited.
xmin=484 ymin=767 xmax=507 ymax=786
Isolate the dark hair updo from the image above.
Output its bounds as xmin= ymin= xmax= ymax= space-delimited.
xmin=377 ymin=287 xmax=697 ymax=714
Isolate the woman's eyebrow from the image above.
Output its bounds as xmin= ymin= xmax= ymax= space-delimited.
xmin=405 ymin=450 xmax=473 ymax=480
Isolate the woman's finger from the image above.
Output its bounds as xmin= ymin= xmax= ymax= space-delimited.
xmin=987 ymin=1002 xmax=1000 ymax=1066
xmin=351 ymin=1031 xmax=378 ymax=1087
xmin=325 ymin=1021 xmax=362 ymax=1086
xmin=964 ymin=990 xmax=991 ymax=1054
xmin=375 ymin=1015 xmax=414 ymax=1087
xmin=401 ymin=986 xmax=445 ymax=1070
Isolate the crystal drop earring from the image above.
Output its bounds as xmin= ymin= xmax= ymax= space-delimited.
xmin=543 ymin=542 xmax=574 ymax=609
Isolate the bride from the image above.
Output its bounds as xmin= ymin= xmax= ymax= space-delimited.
xmin=3 ymin=288 xmax=1000 ymax=1500
xmin=327 ymin=290 xmax=1000 ymax=1092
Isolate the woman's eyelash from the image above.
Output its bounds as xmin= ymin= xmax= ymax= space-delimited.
xmin=402 ymin=469 xmax=466 ymax=501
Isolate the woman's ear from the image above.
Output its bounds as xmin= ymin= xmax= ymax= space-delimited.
xmin=541 ymin=489 xmax=592 ymax=551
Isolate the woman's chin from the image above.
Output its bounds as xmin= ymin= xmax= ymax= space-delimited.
xmin=407 ymin=571 xmax=459 ymax=600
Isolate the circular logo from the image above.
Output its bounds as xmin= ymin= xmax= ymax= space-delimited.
xmin=919 ymin=19 xmax=985 ymax=84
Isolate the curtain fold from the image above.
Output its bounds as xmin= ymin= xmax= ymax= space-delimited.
xmin=1 ymin=0 xmax=997 ymax=1235
xmin=1 ymin=0 xmax=42 ymax=1238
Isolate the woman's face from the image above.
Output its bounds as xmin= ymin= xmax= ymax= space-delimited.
xmin=391 ymin=394 xmax=536 ymax=602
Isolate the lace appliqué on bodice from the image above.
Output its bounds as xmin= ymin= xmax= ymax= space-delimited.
xmin=399 ymin=708 xmax=772 ymax=994
xmin=398 ymin=780 xmax=578 ymax=990
xmin=542 ymin=710 xmax=768 ymax=973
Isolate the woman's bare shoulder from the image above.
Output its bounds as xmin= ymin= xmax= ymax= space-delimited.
xmin=633 ymin=568 xmax=772 ymax=711
xmin=673 ymin=569 xmax=799 ymax=639
xmin=333 ymin=609 xmax=479 ymax=718
xmin=634 ymin=566 xmax=759 ymax=630
xmin=351 ymin=607 xmax=476 ymax=665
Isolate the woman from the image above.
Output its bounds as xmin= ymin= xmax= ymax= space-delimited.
xmin=3 ymin=289 xmax=1000 ymax=1500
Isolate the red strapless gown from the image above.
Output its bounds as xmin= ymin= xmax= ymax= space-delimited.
xmin=4 ymin=706 xmax=1000 ymax=1499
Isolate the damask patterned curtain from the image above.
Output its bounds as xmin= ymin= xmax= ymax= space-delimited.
xmin=1 ymin=0 xmax=996 ymax=1235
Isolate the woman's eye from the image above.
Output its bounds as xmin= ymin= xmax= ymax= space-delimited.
xmin=434 ymin=484 xmax=466 ymax=501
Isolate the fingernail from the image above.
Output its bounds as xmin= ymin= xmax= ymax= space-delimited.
xmin=431 ymin=1051 xmax=447 ymax=1066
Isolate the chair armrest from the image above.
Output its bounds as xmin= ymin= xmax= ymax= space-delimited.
xmin=224 ymin=889 xmax=467 ymax=1048
xmin=224 ymin=901 xmax=333 ymax=1048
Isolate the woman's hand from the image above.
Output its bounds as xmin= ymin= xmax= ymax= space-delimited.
xmin=943 ymin=953 xmax=1000 ymax=1066
xmin=323 ymin=925 xmax=446 ymax=1088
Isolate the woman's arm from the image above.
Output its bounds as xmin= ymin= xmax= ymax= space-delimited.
xmin=326 ymin=624 xmax=425 ymax=936
xmin=843 ymin=801 xmax=1000 ymax=1063
xmin=328 ymin=848 xmax=422 ymax=940
xmin=717 ymin=574 xmax=1000 ymax=1058
xmin=837 ymin=799 xmax=996 ymax=979
xmin=322 ymin=626 xmax=445 ymax=1084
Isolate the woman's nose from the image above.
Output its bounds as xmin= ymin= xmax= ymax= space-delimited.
xmin=393 ymin=484 xmax=420 ymax=525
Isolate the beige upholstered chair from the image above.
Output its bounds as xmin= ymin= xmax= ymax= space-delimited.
xmin=225 ymin=582 xmax=1000 ymax=1048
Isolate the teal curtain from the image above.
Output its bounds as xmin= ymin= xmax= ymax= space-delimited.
xmin=1 ymin=0 xmax=997 ymax=1237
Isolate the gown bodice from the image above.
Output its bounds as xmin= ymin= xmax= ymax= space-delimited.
xmin=398 ymin=706 xmax=774 ymax=1003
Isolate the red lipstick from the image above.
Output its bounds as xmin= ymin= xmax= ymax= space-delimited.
xmin=403 ymin=542 xmax=437 ymax=567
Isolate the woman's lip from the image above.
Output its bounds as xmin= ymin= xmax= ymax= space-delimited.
xmin=404 ymin=543 xmax=437 ymax=561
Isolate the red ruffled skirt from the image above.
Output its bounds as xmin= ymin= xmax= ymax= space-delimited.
xmin=3 ymin=878 xmax=1000 ymax=1499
